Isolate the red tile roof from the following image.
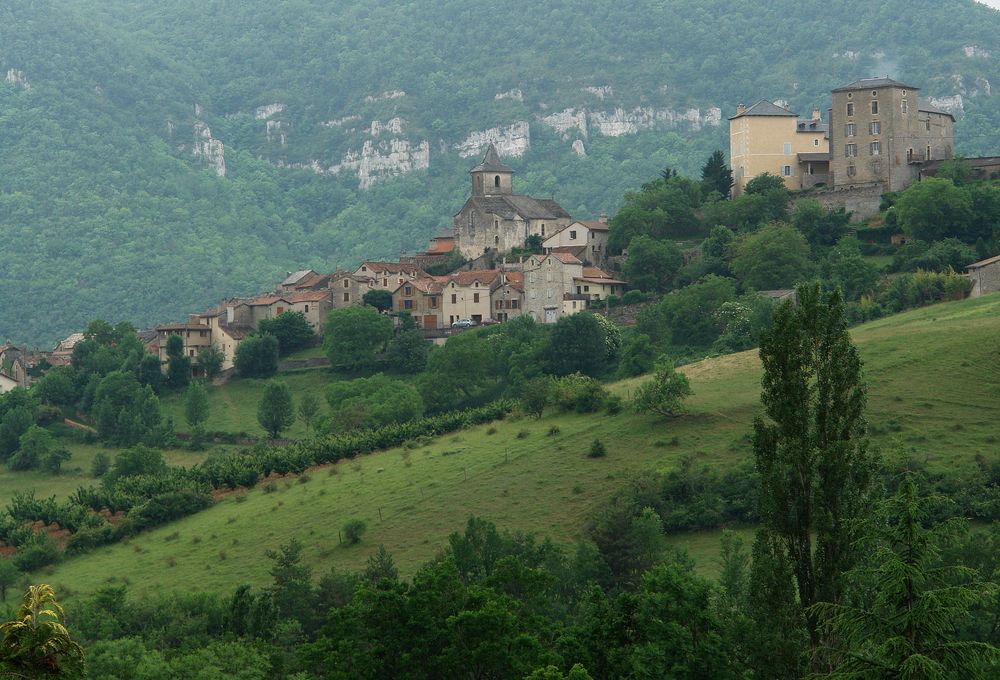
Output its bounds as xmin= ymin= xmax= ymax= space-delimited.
xmin=426 ymin=236 xmax=456 ymax=254
xmin=287 ymin=290 xmax=330 ymax=303
xmin=549 ymin=252 xmax=583 ymax=265
xmin=448 ymin=269 xmax=501 ymax=286
xmin=249 ymin=295 xmax=292 ymax=306
xmin=359 ymin=261 xmax=428 ymax=276
xmin=576 ymin=220 xmax=610 ymax=231
xmin=501 ymin=271 xmax=524 ymax=291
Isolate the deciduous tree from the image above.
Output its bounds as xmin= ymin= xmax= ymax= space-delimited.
xmin=257 ymin=381 xmax=296 ymax=439
xmin=323 ymin=306 xmax=393 ymax=373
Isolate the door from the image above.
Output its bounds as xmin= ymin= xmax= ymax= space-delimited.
xmin=544 ymin=308 xmax=557 ymax=323
xmin=422 ymin=315 xmax=437 ymax=329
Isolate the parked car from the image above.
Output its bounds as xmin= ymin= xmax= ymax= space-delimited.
xmin=451 ymin=319 xmax=474 ymax=328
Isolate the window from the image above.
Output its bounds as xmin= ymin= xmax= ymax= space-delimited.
xmin=430 ymin=297 xmax=438 ymax=308
xmin=907 ymin=148 xmax=914 ymax=162
xmin=402 ymin=300 xmax=412 ymax=310
xmin=869 ymin=121 xmax=881 ymax=135
xmin=575 ymin=286 xmax=581 ymax=294
xmin=473 ymin=293 xmax=480 ymax=303
xmin=383 ymin=278 xmax=388 ymax=286
xmin=783 ymin=142 xmax=792 ymax=155
xmin=927 ymin=145 xmax=932 ymax=161
xmin=344 ymin=279 xmax=349 ymax=288
xmin=872 ymin=161 xmax=881 ymax=175
xmin=902 ymin=100 xmax=909 ymax=114
xmin=584 ymin=285 xmax=590 ymax=292
xmin=870 ymin=141 xmax=881 ymax=155
xmin=494 ymin=175 xmax=500 ymax=187
xmin=846 ymin=102 xmax=855 ymax=116
xmin=782 ymin=165 xmax=793 ymax=177
xmin=569 ymin=230 xmax=577 ymax=240
xmin=189 ymin=349 xmax=195 ymax=357
xmin=846 ymin=165 xmax=857 ymax=177
xmin=276 ymin=307 xmax=284 ymax=315
xmin=511 ymin=300 xmax=519 ymax=309
xmin=845 ymin=123 xmax=856 ymax=137
xmin=925 ymin=119 xmax=931 ymax=131
xmin=304 ymin=305 xmax=309 ymax=313
xmin=451 ymin=294 xmax=457 ymax=304
xmin=404 ymin=286 xmax=412 ymax=296
xmin=494 ymin=219 xmax=499 ymax=228
xmin=870 ymin=101 xmax=878 ymax=115
xmin=496 ymin=300 xmax=502 ymax=309
xmin=361 ymin=266 xmax=367 ymax=272
xmin=540 ymin=224 xmax=545 ymax=236
xmin=814 ymin=139 xmax=820 ymax=146
xmin=845 ymin=143 xmax=857 ymax=157
xmin=343 ymin=292 xmax=350 ymax=302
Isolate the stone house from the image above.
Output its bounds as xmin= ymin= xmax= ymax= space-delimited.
xmin=453 ymin=144 xmax=572 ymax=258
xmin=521 ymin=252 xmax=585 ymax=323
xmin=199 ymin=306 xmax=254 ymax=371
xmin=828 ymin=78 xmax=954 ymax=193
xmin=329 ymin=271 xmax=374 ymax=309
xmin=0 ymin=371 xmax=17 ymax=394
xmin=155 ymin=317 xmax=214 ymax=371
xmin=729 ymin=100 xmax=829 ymax=196
xmin=966 ymin=254 xmax=1000 ymax=298
xmin=491 ymin=272 xmax=525 ymax=323
xmin=284 ymin=290 xmax=332 ymax=332
xmin=573 ymin=267 xmax=627 ymax=302
xmin=542 ymin=218 xmax=611 ymax=266
xmin=442 ymin=270 xmax=501 ymax=326
xmin=354 ymin=262 xmax=428 ymax=292
xmin=232 ymin=295 xmax=294 ymax=328
xmin=392 ymin=277 xmax=446 ymax=329
xmin=278 ymin=270 xmax=319 ymax=293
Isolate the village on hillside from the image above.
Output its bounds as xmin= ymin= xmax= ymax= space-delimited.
xmin=4 ymin=77 xmax=1000 ymax=391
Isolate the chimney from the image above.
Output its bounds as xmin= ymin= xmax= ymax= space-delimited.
xmin=226 ymin=306 xmax=234 ymax=324
xmin=736 ymin=102 xmax=746 ymax=115
xmin=599 ymin=212 xmax=609 ymax=224
xmin=812 ymin=108 xmax=821 ymax=121
xmin=187 ymin=314 xmax=200 ymax=325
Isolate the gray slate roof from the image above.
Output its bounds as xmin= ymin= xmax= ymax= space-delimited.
xmin=797 ymin=152 xmax=830 ymax=162
xmin=462 ymin=194 xmax=571 ymax=220
xmin=729 ymin=99 xmax=798 ymax=120
xmin=918 ymin=100 xmax=955 ymax=120
xmin=796 ymin=119 xmax=829 ymax=134
xmin=832 ymin=77 xmax=919 ymax=92
xmin=469 ymin=143 xmax=514 ymax=174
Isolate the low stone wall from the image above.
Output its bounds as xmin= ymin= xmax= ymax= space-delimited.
xmin=794 ymin=183 xmax=884 ymax=221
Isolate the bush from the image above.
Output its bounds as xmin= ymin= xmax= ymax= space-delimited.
xmin=606 ymin=395 xmax=623 ymax=415
xmin=549 ymin=374 xmax=608 ymax=413
xmin=12 ymin=535 xmax=61 ymax=572
xmin=343 ymin=519 xmax=367 ymax=545
xmin=588 ymin=439 xmax=607 ymax=458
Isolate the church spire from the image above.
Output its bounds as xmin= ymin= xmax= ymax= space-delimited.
xmin=469 ymin=143 xmax=514 ymax=196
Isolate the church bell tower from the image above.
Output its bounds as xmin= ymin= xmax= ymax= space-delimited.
xmin=469 ymin=143 xmax=514 ymax=197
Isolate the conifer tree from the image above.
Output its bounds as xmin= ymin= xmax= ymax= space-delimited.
xmin=752 ymin=283 xmax=878 ymax=644
xmin=701 ymin=149 xmax=734 ymax=197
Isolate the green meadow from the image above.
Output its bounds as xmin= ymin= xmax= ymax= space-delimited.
xmin=30 ymin=293 xmax=1000 ymax=598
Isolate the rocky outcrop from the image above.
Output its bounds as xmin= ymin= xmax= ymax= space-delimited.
xmin=963 ymin=45 xmax=991 ymax=58
xmin=255 ymin=103 xmax=286 ymax=119
xmin=266 ymin=120 xmax=287 ymax=147
xmin=193 ymin=122 xmax=226 ymax=177
xmin=454 ymin=122 xmax=530 ymax=158
xmin=370 ymin=117 xmax=404 ymax=137
xmin=365 ymin=90 xmax=406 ymax=103
xmin=929 ymin=94 xmax=965 ymax=117
xmin=280 ymin=139 xmax=430 ymax=189
xmin=541 ymin=106 xmax=722 ymax=139
xmin=4 ymin=69 xmax=30 ymax=90
xmin=572 ymin=139 xmax=586 ymax=157
xmin=582 ymin=85 xmax=612 ymax=100
xmin=495 ymin=89 xmax=523 ymax=102
xmin=832 ymin=51 xmax=859 ymax=60
xmin=321 ymin=115 xmax=361 ymax=128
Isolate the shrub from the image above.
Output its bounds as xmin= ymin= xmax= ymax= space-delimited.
xmin=547 ymin=426 xmax=561 ymax=437
xmin=12 ymin=535 xmax=61 ymax=571
xmin=516 ymin=430 xmax=529 ymax=439
xmin=588 ymin=439 xmax=607 ymax=458
xmin=343 ymin=519 xmax=367 ymax=545
xmin=549 ymin=374 xmax=608 ymax=413
xmin=606 ymin=395 xmax=623 ymax=415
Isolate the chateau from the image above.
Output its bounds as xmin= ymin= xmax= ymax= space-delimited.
xmin=453 ymin=144 xmax=572 ymax=258
xmin=730 ymin=77 xmax=955 ymax=201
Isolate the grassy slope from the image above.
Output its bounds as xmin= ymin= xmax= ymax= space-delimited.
xmin=35 ymin=294 xmax=1000 ymax=598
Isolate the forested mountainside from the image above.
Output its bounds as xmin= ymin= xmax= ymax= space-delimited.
xmin=3 ymin=0 xmax=1000 ymax=345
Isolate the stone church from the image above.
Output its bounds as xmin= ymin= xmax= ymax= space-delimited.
xmin=453 ymin=144 xmax=572 ymax=259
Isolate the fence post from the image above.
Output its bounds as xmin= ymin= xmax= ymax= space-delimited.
xmin=378 ymin=507 xmax=383 ymax=521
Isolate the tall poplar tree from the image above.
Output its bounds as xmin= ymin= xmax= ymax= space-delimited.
xmin=751 ymin=283 xmax=878 ymax=644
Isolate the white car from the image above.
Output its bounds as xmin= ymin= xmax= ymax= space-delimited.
xmin=451 ymin=319 xmax=474 ymax=328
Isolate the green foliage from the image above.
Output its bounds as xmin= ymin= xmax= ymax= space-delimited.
xmin=257 ymin=381 xmax=296 ymax=439
xmin=258 ymin=311 xmax=315 ymax=356
xmin=730 ymin=224 xmax=814 ymax=290
xmin=890 ymin=237 xmax=977 ymax=273
xmin=92 ymin=371 xmax=163 ymax=446
xmin=812 ymin=475 xmax=1000 ymax=677
xmin=896 ymin=177 xmax=975 ymax=242
xmin=744 ymin=172 xmax=786 ymax=196
xmin=0 ymin=406 xmax=36 ymax=461
xmin=632 ymin=357 xmax=692 ymax=417
xmin=608 ymin=174 xmax=703 ymax=251
xmin=0 ymin=584 xmax=84 ymax=677
xmin=137 ymin=354 xmax=165 ymax=393
xmin=105 ymin=445 xmax=168 ymax=484
xmin=587 ymin=439 xmax=607 ymax=458
xmin=297 ymin=392 xmax=321 ymax=434
xmin=386 ymin=328 xmax=430 ymax=374
xmin=638 ymin=274 xmax=737 ymax=347
xmin=712 ymin=293 xmax=775 ymax=352
xmin=544 ymin=313 xmax=612 ymax=377
xmin=342 ymin=519 xmax=367 ymax=545
xmin=0 ymin=558 xmax=17 ymax=601
xmin=752 ymin=284 xmax=878 ymax=643
xmin=700 ymin=149 xmax=733 ymax=198
xmin=90 ymin=452 xmax=111 ymax=478
xmin=325 ymin=374 xmax=424 ymax=432
xmin=183 ymin=382 xmax=210 ymax=434
xmin=362 ymin=289 xmax=394 ymax=312
xmin=548 ymin=374 xmax=609 ymax=413
xmin=196 ymin=344 xmax=225 ymax=379
xmin=33 ymin=368 xmax=77 ymax=407
xmin=622 ymin=234 xmax=684 ymax=293
xmin=324 ymin=306 xmax=394 ymax=373
xmin=520 ymin=377 xmax=551 ymax=419
xmin=820 ymin=240 xmax=881 ymax=301
xmin=617 ymin=333 xmax=657 ymax=378
xmin=792 ymin=199 xmax=850 ymax=251
xmin=234 ymin=334 xmax=280 ymax=378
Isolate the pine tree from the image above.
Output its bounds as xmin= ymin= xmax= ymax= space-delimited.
xmin=700 ymin=149 xmax=734 ymax=198
xmin=752 ymin=283 xmax=878 ymax=644
xmin=811 ymin=474 xmax=1000 ymax=678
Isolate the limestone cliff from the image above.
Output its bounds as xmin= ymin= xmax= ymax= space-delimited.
xmin=454 ymin=122 xmax=530 ymax=158
xmin=192 ymin=122 xmax=227 ymax=177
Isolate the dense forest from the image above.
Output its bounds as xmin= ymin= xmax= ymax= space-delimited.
xmin=3 ymin=0 xmax=1000 ymax=345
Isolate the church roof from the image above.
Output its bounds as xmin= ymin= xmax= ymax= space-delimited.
xmin=464 ymin=195 xmax=571 ymax=221
xmin=832 ymin=77 xmax=919 ymax=93
xmin=469 ymin=143 xmax=514 ymax=174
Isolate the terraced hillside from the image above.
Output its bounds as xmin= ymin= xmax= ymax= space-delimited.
xmin=34 ymin=294 xmax=1000 ymax=598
